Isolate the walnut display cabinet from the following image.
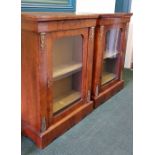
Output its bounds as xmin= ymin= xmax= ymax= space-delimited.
xmin=92 ymin=14 xmax=132 ymax=108
xmin=22 ymin=12 xmax=132 ymax=149
xmin=22 ymin=13 xmax=98 ymax=148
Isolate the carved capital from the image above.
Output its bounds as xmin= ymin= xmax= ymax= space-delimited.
xmin=40 ymin=32 xmax=46 ymax=50
xmin=89 ymin=27 xmax=95 ymax=40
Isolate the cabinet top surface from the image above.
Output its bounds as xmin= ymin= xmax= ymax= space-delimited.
xmin=21 ymin=12 xmax=132 ymax=22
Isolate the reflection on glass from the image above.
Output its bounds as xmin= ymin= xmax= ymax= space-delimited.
xmin=101 ymin=28 xmax=121 ymax=85
xmin=104 ymin=28 xmax=120 ymax=58
xmin=52 ymin=35 xmax=83 ymax=114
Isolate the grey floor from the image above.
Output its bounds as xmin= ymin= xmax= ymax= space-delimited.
xmin=21 ymin=69 xmax=133 ymax=155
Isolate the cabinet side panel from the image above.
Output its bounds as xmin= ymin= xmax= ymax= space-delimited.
xmin=22 ymin=31 xmax=41 ymax=132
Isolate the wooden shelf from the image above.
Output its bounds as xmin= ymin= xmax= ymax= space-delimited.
xmin=53 ymin=61 xmax=82 ymax=81
xmin=101 ymin=72 xmax=116 ymax=85
xmin=53 ymin=90 xmax=81 ymax=113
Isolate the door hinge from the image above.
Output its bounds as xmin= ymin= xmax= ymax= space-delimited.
xmin=95 ymin=85 xmax=99 ymax=97
xmin=87 ymin=90 xmax=91 ymax=102
xmin=41 ymin=117 xmax=46 ymax=132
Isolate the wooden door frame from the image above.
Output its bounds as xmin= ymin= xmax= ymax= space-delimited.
xmin=92 ymin=23 xmax=126 ymax=97
xmin=45 ymin=28 xmax=89 ymax=125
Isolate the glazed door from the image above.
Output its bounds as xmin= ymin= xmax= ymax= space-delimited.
xmin=47 ymin=28 xmax=89 ymax=120
xmin=100 ymin=27 xmax=123 ymax=88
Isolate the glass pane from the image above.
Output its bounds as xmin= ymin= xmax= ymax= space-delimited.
xmin=101 ymin=28 xmax=121 ymax=85
xmin=52 ymin=35 xmax=83 ymax=114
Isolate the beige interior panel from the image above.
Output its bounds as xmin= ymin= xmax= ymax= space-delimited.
xmin=53 ymin=76 xmax=72 ymax=99
xmin=52 ymin=35 xmax=82 ymax=68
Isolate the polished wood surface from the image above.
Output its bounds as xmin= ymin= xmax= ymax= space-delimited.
xmin=21 ymin=12 xmax=99 ymax=21
xmin=22 ymin=12 xmax=132 ymax=148
xmin=22 ymin=31 xmax=42 ymax=133
xmin=21 ymin=12 xmax=132 ymax=21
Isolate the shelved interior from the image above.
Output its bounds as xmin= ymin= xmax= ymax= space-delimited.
xmin=52 ymin=35 xmax=83 ymax=113
xmin=101 ymin=28 xmax=121 ymax=85
xmin=52 ymin=35 xmax=82 ymax=80
xmin=101 ymin=58 xmax=117 ymax=85
xmin=53 ymin=61 xmax=82 ymax=81
xmin=53 ymin=72 xmax=82 ymax=113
